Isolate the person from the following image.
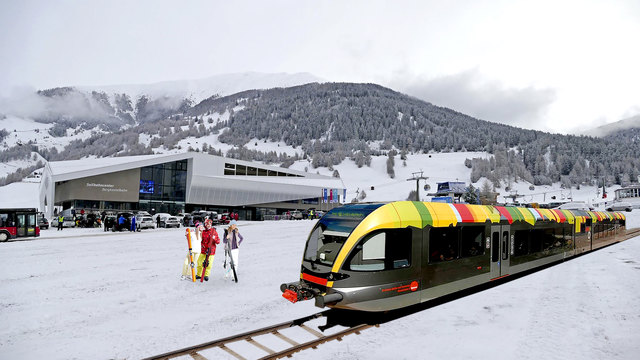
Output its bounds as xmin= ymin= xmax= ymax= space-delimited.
xmin=118 ymin=214 xmax=125 ymax=231
xmin=130 ymin=215 xmax=136 ymax=232
xmin=193 ymin=220 xmax=201 ymax=242
xmin=223 ymin=220 xmax=243 ymax=279
xmin=57 ymin=215 xmax=64 ymax=231
xmin=196 ymin=218 xmax=220 ymax=281
xmin=156 ymin=215 xmax=161 ymax=229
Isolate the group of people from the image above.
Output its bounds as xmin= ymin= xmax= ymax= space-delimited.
xmin=194 ymin=218 xmax=243 ymax=281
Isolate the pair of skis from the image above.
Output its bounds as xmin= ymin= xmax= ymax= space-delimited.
xmin=185 ymin=228 xmax=237 ymax=283
xmin=224 ymin=241 xmax=238 ymax=283
xmin=185 ymin=229 xmax=197 ymax=282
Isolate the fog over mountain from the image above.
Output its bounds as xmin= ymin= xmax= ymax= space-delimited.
xmin=584 ymin=114 xmax=640 ymax=138
xmin=77 ymin=72 xmax=324 ymax=104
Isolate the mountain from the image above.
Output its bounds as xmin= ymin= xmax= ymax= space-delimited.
xmin=585 ymin=114 xmax=640 ymax=137
xmin=186 ymin=82 xmax=639 ymax=186
xmin=0 ymin=72 xmax=324 ymax=128
xmin=1 ymin=81 xmax=639 ymax=191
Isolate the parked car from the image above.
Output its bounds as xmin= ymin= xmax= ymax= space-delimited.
xmin=191 ymin=211 xmax=218 ymax=225
xmin=137 ymin=216 xmax=155 ymax=230
xmin=209 ymin=211 xmax=219 ymax=225
xmin=173 ymin=213 xmax=187 ymax=225
xmin=37 ymin=216 xmax=49 ymax=230
xmin=606 ymin=202 xmax=633 ymax=212
xmin=290 ymin=210 xmax=303 ymax=220
xmin=191 ymin=211 xmax=208 ymax=225
xmin=219 ymin=212 xmax=231 ymax=225
xmin=62 ymin=216 xmax=76 ymax=228
xmin=163 ymin=216 xmax=181 ymax=228
xmin=112 ymin=212 xmax=135 ymax=232
xmin=103 ymin=215 xmax=116 ymax=231
xmin=153 ymin=213 xmax=171 ymax=226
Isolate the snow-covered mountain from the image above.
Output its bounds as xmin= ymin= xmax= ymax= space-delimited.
xmin=1 ymin=78 xmax=639 ymax=198
xmin=583 ymin=114 xmax=640 ymax=137
xmin=0 ymin=72 xmax=324 ymax=127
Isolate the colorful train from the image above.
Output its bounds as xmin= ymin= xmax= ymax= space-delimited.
xmin=281 ymin=202 xmax=626 ymax=312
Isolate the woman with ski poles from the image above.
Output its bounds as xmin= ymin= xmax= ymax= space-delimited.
xmin=196 ymin=218 xmax=220 ymax=281
xmin=223 ymin=220 xmax=243 ymax=280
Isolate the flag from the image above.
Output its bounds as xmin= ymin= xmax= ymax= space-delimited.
xmin=323 ymin=188 xmax=328 ymax=203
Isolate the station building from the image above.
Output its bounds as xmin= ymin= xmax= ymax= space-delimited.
xmin=39 ymin=153 xmax=346 ymax=221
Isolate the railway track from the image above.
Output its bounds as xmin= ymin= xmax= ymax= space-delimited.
xmin=141 ymin=311 xmax=376 ymax=360
xmin=622 ymin=227 xmax=640 ymax=240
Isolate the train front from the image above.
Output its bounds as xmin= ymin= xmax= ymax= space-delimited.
xmin=280 ymin=203 xmax=384 ymax=309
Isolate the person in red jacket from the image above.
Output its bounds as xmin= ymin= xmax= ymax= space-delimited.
xmin=196 ymin=219 xmax=220 ymax=281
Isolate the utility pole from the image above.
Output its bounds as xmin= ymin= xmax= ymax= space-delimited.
xmin=407 ymin=171 xmax=429 ymax=201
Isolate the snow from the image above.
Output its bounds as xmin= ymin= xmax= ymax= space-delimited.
xmin=0 ymin=182 xmax=40 ymax=208
xmin=0 ymin=214 xmax=639 ymax=359
xmin=0 ymin=115 xmax=82 ymax=152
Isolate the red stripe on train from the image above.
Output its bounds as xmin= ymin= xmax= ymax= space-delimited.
xmin=302 ymin=273 xmax=328 ymax=286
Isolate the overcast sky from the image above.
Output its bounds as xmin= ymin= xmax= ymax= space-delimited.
xmin=1 ymin=0 xmax=639 ymax=134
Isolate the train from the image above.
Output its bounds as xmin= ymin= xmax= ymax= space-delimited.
xmin=280 ymin=201 xmax=626 ymax=312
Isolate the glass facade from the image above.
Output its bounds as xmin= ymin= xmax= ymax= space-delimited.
xmin=223 ymin=163 xmax=303 ymax=177
xmin=138 ymin=160 xmax=188 ymax=214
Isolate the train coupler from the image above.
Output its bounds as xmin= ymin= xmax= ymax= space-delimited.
xmin=280 ymin=282 xmax=318 ymax=303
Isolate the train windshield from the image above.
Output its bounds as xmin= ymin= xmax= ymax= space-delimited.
xmin=303 ymin=204 xmax=383 ymax=266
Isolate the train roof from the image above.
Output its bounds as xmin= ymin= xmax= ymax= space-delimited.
xmin=332 ymin=201 xmax=625 ymax=229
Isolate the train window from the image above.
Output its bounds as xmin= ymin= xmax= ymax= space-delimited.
xmin=460 ymin=226 xmax=485 ymax=258
xmin=304 ymin=214 xmax=366 ymax=266
xmin=347 ymin=229 xmax=411 ymax=271
xmin=429 ymin=227 xmax=459 ymax=263
xmin=304 ymin=227 xmax=350 ymax=266
xmin=513 ymin=230 xmax=529 ymax=257
xmin=501 ymin=231 xmax=509 ymax=260
xmin=529 ymin=229 xmax=544 ymax=253
xmin=563 ymin=224 xmax=573 ymax=248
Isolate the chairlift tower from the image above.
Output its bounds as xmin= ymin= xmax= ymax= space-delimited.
xmin=407 ymin=171 xmax=429 ymax=201
xmin=505 ymin=191 xmax=525 ymax=205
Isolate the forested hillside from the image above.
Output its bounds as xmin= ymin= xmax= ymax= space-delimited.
xmin=190 ymin=83 xmax=640 ymax=187
xmin=2 ymin=82 xmax=639 ymax=189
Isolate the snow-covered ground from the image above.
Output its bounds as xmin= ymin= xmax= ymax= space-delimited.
xmin=0 ymin=213 xmax=639 ymax=360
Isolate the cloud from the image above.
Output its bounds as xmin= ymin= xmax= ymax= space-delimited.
xmin=389 ymin=69 xmax=557 ymax=130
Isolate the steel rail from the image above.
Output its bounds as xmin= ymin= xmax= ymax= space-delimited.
xmin=140 ymin=311 xmax=369 ymax=360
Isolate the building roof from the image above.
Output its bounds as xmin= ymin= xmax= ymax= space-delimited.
xmin=0 ymin=182 xmax=40 ymax=209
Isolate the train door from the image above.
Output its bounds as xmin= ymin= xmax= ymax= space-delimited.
xmin=490 ymin=225 xmax=511 ymax=279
